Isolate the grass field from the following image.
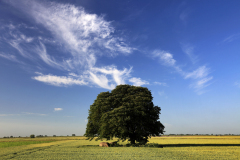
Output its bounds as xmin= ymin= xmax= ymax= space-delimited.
xmin=0 ymin=136 xmax=240 ymax=159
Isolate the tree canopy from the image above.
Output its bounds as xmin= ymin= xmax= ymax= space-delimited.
xmin=84 ymin=84 xmax=165 ymax=144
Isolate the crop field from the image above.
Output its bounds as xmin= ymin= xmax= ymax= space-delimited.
xmin=0 ymin=136 xmax=240 ymax=159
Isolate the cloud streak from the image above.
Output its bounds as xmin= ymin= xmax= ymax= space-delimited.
xmin=54 ymin=108 xmax=63 ymax=111
xmin=33 ymin=73 xmax=87 ymax=87
xmin=223 ymin=33 xmax=240 ymax=43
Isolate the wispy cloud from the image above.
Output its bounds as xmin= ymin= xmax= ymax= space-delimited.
xmin=234 ymin=82 xmax=240 ymax=88
xmin=16 ymin=0 xmax=134 ymax=68
xmin=158 ymin=91 xmax=165 ymax=96
xmin=33 ymin=73 xmax=87 ymax=87
xmin=151 ymin=49 xmax=213 ymax=94
xmin=223 ymin=33 xmax=240 ymax=43
xmin=179 ymin=8 xmax=191 ymax=23
xmin=129 ymin=77 xmax=149 ymax=86
xmin=181 ymin=43 xmax=198 ymax=64
xmin=0 ymin=52 xmax=22 ymax=63
xmin=22 ymin=112 xmax=47 ymax=116
xmin=154 ymin=82 xmax=167 ymax=86
xmin=35 ymin=42 xmax=63 ymax=69
xmin=185 ymin=66 xmax=213 ymax=94
xmin=89 ymin=72 xmax=115 ymax=90
xmin=152 ymin=50 xmax=176 ymax=66
xmin=90 ymin=66 xmax=132 ymax=85
xmin=54 ymin=108 xmax=63 ymax=111
xmin=1 ymin=0 xmax=142 ymax=90
xmin=184 ymin=66 xmax=210 ymax=79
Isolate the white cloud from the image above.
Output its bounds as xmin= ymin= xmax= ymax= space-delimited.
xmin=185 ymin=66 xmax=210 ymax=79
xmin=2 ymin=0 xmax=136 ymax=90
xmin=32 ymin=74 xmax=87 ymax=86
xmin=91 ymin=66 xmax=132 ymax=85
xmin=54 ymin=108 xmax=63 ymax=111
xmin=89 ymin=72 xmax=115 ymax=90
xmin=19 ymin=0 xmax=133 ymax=68
xmin=32 ymin=65 xmax=133 ymax=90
xmin=152 ymin=50 xmax=176 ymax=66
xmin=129 ymin=77 xmax=149 ymax=86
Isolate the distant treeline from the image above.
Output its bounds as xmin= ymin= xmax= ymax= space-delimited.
xmin=164 ymin=134 xmax=240 ymax=136
xmin=2 ymin=133 xmax=240 ymax=138
xmin=2 ymin=134 xmax=76 ymax=138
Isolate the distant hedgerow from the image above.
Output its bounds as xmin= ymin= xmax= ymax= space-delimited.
xmin=30 ymin=134 xmax=35 ymax=138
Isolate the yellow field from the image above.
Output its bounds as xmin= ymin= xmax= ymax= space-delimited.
xmin=0 ymin=136 xmax=240 ymax=159
xmin=149 ymin=136 xmax=240 ymax=145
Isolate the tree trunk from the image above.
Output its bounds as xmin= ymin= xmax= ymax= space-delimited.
xmin=130 ymin=139 xmax=135 ymax=144
xmin=129 ymin=135 xmax=136 ymax=144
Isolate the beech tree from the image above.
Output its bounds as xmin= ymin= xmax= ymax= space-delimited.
xmin=84 ymin=85 xmax=164 ymax=144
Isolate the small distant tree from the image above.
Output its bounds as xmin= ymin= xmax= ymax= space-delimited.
xmin=30 ymin=134 xmax=35 ymax=138
xmin=72 ymin=134 xmax=76 ymax=136
xmin=53 ymin=135 xmax=56 ymax=137
xmin=85 ymin=84 xmax=165 ymax=145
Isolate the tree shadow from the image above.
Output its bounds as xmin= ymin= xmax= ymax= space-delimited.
xmin=161 ymin=144 xmax=240 ymax=147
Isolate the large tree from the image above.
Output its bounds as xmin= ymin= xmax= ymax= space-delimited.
xmin=84 ymin=84 xmax=165 ymax=144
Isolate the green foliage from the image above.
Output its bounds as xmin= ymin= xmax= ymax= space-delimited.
xmin=30 ymin=134 xmax=35 ymax=138
xmin=85 ymin=84 xmax=165 ymax=144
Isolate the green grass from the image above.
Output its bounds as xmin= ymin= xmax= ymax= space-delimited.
xmin=0 ymin=141 xmax=55 ymax=148
xmin=0 ymin=136 xmax=240 ymax=159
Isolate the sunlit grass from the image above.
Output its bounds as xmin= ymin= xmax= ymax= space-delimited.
xmin=0 ymin=141 xmax=56 ymax=148
xmin=0 ymin=136 xmax=240 ymax=159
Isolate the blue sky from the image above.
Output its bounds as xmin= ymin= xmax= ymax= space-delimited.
xmin=0 ymin=0 xmax=240 ymax=137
